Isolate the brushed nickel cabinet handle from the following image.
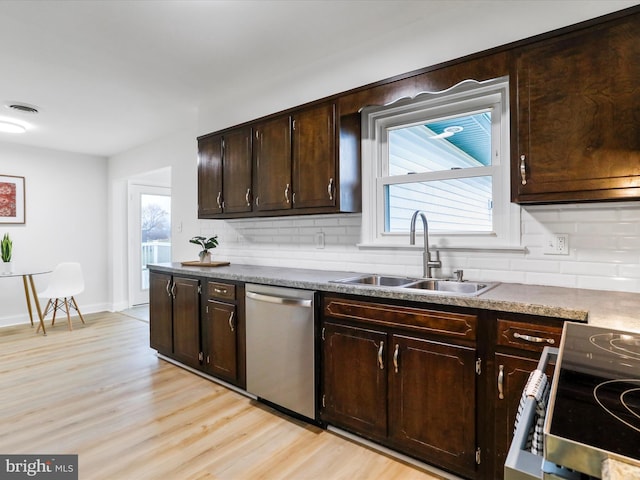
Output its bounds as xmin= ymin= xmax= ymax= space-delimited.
xmin=498 ymin=364 xmax=504 ymax=400
xmin=327 ymin=177 xmax=334 ymax=201
xmin=165 ymin=279 xmax=171 ymax=297
xmin=170 ymin=282 xmax=176 ymax=299
xmin=255 ymin=196 xmax=260 ymax=207
xmin=245 ymin=188 xmax=251 ymax=207
xmin=216 ymin=191 xmax=223 ymax=209
xmin=284 ymin=183 xmax=290 ymax=204
xmin=520 ymin=155 xmax=527 ymax=185
xmin=513 ymin=332 xmax=555 ymax=344
xmin=393 ymin=344 xmax=399 ymax=373
xmin=228 ymin=311 xmax=235 ymax=332
xmin=213 ymin=287 xmax=227 ymax=295
xmin=377 ymin=341 xmax=384 ymax=370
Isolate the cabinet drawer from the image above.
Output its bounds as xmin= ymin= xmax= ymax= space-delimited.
xmin=496 ymin=319 xmax=562 ymax=352
xmin=323 ymin=296 xmax=476 ymax=341
xmin=208 ymin=281 xmax=236 ymax=301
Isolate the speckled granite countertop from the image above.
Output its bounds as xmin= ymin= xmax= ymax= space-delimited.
xmin=150 ymin=263 xmax=640 ymax=332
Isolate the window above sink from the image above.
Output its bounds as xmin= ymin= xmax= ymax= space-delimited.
xmin=360 ymin=77 xmax=521 ymax=251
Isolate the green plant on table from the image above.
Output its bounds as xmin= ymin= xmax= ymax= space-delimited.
xmin=189 ymin=235 xmax=218 ymax=260
xmin=1 ymin=233 xmax=12 ymax=262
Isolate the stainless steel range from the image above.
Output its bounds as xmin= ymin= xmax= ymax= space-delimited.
xmin=505 ymin=322 xmax=640 ymax=479
xmin=545 ymin=323 xmax=640 ymax=477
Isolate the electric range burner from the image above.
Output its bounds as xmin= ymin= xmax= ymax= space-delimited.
xmin=590 ymin=332 xmax=640 ymax=361
xmin=545 ymin=323 xmax=640 ymax=477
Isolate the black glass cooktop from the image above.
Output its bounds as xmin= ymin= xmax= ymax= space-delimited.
xmin=548 ymin=322 xmax=640 ymax=463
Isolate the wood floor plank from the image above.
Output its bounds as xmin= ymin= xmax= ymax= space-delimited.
xmin=0 ymin=313 xmax=452 ymax=479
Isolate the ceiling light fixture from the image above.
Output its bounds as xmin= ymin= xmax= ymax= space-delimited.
xmin=0 ymin=121 xmax=27 ymax=134
xmin=429 ymin=125 xmax=464 ymax=140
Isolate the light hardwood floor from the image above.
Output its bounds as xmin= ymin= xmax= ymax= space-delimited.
xmin=0 ymin=312 xmax=451 ymax=480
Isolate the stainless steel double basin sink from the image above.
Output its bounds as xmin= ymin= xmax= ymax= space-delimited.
xmin=331 ymin=274 xmax=497 ymax=296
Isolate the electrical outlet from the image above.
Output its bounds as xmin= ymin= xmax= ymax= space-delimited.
xmin=315 ymin=232 xmax=325 ymax=249
xmin=544 ymin=233 xmax=569 ymax=255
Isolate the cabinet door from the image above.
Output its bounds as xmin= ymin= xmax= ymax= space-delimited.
xmin=389 ymin=334 xmax=477 ymax=478
xmin=292 ymin=103 xmax=336 ymax=209
xmin=149 ymin=271 xmax=173 ymax=355
xmin=171 ymin=277 xmax=201 ymax=368
xmin=493 ymin=353 xmax=555 ymax=480
xmin=222 ymin=127 xmax=253 ymax=214
xmin=321 ymin=321 xmax=388 ymax=441
xmin=197 ymin=135 xmax=223 ymax=216
xmin=203 ymin=299 xmax=238 ymax=383
xmin=253 ymin=115 xmax=292 ymax=211
xmin=514 ymin=16 xmax=640 ymax=203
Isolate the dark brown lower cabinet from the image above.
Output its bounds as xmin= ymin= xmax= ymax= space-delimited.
xmin=149 ymin=271 xmax=200 ymax=369
xmin=389 ymin=335 xmax=477 ymax=478
xmin=321 ymin=296 xmax=479 ymax=479
xmin=322 ymin=321 xmax=387 ymax=440
xmin=149 ymin=271 xmax=173 ymax=355
xmin=149 ymin=271 xmax=245 ymax=389
xmin=493 ymin=354 xmax=539 ymax=479
xmin=168 ymin=276 xmax=201 ymax=368
xmin=201 ymin=280 xmax=245 ymax=388
xmin=203 ymin=300 xmax=237 ymax=382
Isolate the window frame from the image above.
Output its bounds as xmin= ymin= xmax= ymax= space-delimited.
xmin=360 ymin=77 xmax=521 ymax=250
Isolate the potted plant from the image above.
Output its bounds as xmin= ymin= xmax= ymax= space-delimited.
xmin=1 ymin=233 xmax=13 ymax=274
xmin=189 ymin=235 xmax=218 ymax=263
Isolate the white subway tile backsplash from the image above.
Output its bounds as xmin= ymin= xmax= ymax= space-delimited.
xmin=200 ymin=202 xmax=640 ymax=294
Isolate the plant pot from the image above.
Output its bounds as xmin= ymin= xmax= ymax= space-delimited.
xmin=2 ymin=261 xmax=13 ymax=275
xmin=199 ymin=251 xmax=211 ymax=263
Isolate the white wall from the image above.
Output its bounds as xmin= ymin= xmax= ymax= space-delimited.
xmin=0 ymin=142 xmax=108 ymax=327
xmin=107 ymin=127 xmax=197 ymax=311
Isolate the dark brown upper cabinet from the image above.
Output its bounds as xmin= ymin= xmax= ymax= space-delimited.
xmin=198 ymin=100 xmax=360 ymax=219
xmin=292 ymin=103 xmax=336 ymax=209
xmin=197 ymin=127 xmax=252 ymax=216
xmin=513 ymin=11 xmax=640 ymax=203
xmin=253 ymin=115 xmax=292 ymax=212
xmin=197 ymin=134 xmax=223 ymax=217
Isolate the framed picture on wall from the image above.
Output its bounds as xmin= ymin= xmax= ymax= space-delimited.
xmin=0 ymin=175 xmax=25 ymax=224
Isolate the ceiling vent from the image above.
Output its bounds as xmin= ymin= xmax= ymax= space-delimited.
xmin=6 ymin=103 xmax=39 ymax=114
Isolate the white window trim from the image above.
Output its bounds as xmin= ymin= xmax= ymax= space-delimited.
xmin=359 ymin=77 xmax=522 ymax=251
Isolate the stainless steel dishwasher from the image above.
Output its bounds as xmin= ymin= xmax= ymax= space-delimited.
xmin=245 ymin=283 xmax=316 ymax=420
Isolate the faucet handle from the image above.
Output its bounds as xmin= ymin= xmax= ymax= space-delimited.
xmin=454 ymin=269 xmax=464 ymax=282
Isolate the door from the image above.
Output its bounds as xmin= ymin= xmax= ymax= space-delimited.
xmin=388 ymin=334 xmax=477 ymax=478
xmin=222 ymin=127 xmax=253 ymax=214
xmin=204 ymin=299 xmax=238 ymax=383
xmin=198 ymin=135 xmax=223 ymax=216
xmin=129 ymin=184 xmax=171 ymax=306
xmin=253 ymin=115 xmax=292 ymax=211
xmin=292 ymin=102 xmax=336 ymax=209
xmin=321 ymin=321 xmax=388 ymax=441
xmin=149 ymin=271 xmax=173 ymax=354
xmin=171 ymin=276 xmax=201 ymax=368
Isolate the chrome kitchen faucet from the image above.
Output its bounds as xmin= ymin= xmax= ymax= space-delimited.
xmin=409 ymin=210 xmax=442 ymax=278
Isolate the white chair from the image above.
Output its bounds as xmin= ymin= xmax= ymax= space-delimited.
xmin=37 ymin=262 xmax=86 ymax=331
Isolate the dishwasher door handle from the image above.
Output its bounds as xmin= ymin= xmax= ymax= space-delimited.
xmin=246 ymin=291 xmax=312 ymax=308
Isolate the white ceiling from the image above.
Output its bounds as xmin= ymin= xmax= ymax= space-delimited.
xmin=0 ymin=0 xmax=637 ymax=158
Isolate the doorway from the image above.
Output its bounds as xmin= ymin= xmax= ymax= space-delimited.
xmin=128 ymin=184 xmax=171 ymax=306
